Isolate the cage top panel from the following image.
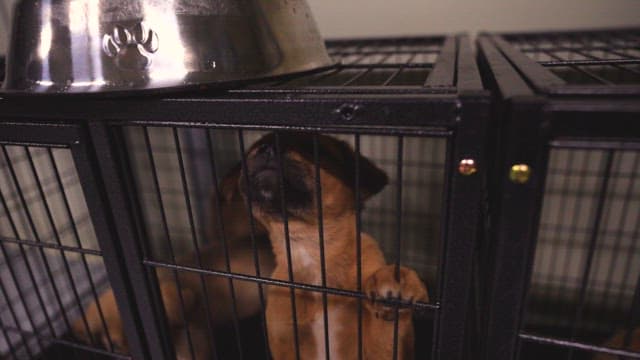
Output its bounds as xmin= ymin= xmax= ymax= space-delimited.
xmin=227 ymin=35 xmax=482 ymax=94
xmin=0 ymin=35 xmax=482 ymax=97
xmin=488 ymin=28 xmax=640 ymax=96
xmin=0 ymin=35 xmax=485 ymax=128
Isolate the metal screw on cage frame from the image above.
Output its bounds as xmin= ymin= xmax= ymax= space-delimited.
xmin=458 ymin=158 xmax=478 ymax=176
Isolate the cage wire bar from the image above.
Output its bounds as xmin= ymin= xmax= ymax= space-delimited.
xmin=0 ymin=34 xmax=488 ymax=360
xmin=478 ymin=28 xmax=640 ymax=360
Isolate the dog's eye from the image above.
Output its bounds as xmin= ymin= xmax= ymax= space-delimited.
xmin=255 ymin=143 xmax=272 ymax=155
xmin=325 ymin=149 xmax=343 ymax=163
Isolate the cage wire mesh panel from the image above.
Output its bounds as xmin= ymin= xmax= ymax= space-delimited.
xmin=519 ymin=147 xmax=640 ymax=360
xmin=123 ymin=127 xmax=445 ymax=288
xmin=0 ymin=145 xmax=127 ymax=359
xmin=118 ymin=126 xmax=446 ymax=359
xmin=97 ymin=35 xmax=467 ymax=360
xmin=501 ymin=29 xmax=640 ymax=90
xmin=266 ymin=37 xmax=443 ymax=89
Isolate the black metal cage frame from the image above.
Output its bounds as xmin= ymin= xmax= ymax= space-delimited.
xmin=0 ymin=34 xmax=489 ymax=360
xmin=478 ymin=28 xmax=640 ymax=360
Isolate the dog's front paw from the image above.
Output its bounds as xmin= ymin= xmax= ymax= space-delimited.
xmin=364 ymin=265 xmax=428 ymax=321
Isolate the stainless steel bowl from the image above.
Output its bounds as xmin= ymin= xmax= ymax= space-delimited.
xmin=2 ymin=0 xmax=333 ymax=94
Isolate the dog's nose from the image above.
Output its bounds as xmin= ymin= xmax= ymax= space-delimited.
xmin=256 ymin=143 xmax=275 ymax=159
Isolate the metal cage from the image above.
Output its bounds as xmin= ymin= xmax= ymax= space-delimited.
xmin=0 ymin=34 xmax=488 ymax=359
xmin=478 ymin=28 xmax=640 ymax=360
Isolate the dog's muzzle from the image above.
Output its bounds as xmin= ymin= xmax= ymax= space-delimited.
xmin=243 ymin=143 xmax=312 ymax=215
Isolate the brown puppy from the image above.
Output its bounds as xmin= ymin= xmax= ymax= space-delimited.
xmin=240 ymin=132 xmax=429 ymax=360
xmin=74 ymin=165 xmax=275 ymax=359
xmin=593 ymin=328 xmax=640 ymax=360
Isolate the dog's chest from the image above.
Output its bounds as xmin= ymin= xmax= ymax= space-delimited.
xmin=286 ymin=245 xmax=323 ymax=285
xmin=293 ymin=246 xmax=315 ymax=269
xmin=310 ymin=300 xmax=346 ymax=360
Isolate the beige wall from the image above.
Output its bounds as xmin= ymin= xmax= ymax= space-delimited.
xmin=2 ymin=0 xmax=640 ymax=55
xmin=307 ymin=0 xmax=640 ymax=38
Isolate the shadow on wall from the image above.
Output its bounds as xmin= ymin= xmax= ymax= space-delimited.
xmin=0 ymin=0 xmax=14 ymax=56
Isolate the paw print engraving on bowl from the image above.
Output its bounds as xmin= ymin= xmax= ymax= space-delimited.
xmin=102 ymin=22 xmax=159 ymax=71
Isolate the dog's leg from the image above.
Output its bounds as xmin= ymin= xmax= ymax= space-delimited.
xmin=266 ymin=285 xmax=298 ymax=360
xmin=173 ymin=322 xmax=211 ymax=360
xmin=593 ymin=328 xmax=640 ymax=360
xmin=266 ymin=285 xmax=320 ymax=360
xmin=179 ymin=245 xmax=274 ymax=326
xmin=71 ymin=288 xmax=127 ymax=352
xmin=159 ymin=281 xmax=196 ymax=327
xmin=362 ymin=265 xmax=428 ymax=360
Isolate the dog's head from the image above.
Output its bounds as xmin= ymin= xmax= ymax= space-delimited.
xmin=240 ymin=132 xmax=388 ymax=224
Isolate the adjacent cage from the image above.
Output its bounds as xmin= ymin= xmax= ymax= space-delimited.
xmin=0 ymin=123 xmax=151 ymax=360
xmin=0 ymin=34 xmax=489 ymax=360
xmin=478 ymin=28 xmax=640 ymax=360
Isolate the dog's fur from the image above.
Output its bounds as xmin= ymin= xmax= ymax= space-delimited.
xmin=73 ymin=165 xmax=274 ymax=359
xmin=593 ymin=328 xmax=640 ymax=360
xmin=241 ymin=132 xmax=429 ymax=360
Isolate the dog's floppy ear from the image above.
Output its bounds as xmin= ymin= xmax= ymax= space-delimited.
xmin=207 ymin=162 xmax=242 ymax=240
xmin=353 ymin=152 xmax=389 ymax=200
xmin=218 ymin=162 xmax=242 ymax=202
xmin=334 ymin=139 xmax=388 ymax=201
